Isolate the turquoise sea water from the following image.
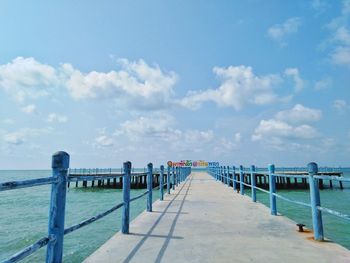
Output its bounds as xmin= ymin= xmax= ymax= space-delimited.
xmin=0 ymin=170 xmax=157 ymax=262
xmin=0 ymin=170 xmax=349 ymax=262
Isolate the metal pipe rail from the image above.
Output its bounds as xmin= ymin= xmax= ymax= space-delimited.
xmin=207 ymin=162 xmax=349 ymax=242
xmin=0 ymin=152 xmax=192 ymax=263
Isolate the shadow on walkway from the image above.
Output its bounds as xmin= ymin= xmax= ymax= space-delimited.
xmin=123 ymin=176 xmax=193 ymax=263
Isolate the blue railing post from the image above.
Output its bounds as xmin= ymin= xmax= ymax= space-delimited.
xmin=308 ymin=162 xmax=324 ymax=241
xmin=175 ymin=167 xmax=178 ymax=186
xmin=226 ymin=166 xmax=230 ymax=186
xmin=220 ymin=166 xmax=223 ymax=182
xmin=147 ymin=163 xmax=153 ymax=212
xmin=268 ymin=164 xmax=277 ymax=215
xmin=239 ymin=165 xmax=244 ymax=195
xmin=46 ymin=151 xmax=69 ymax=263
xmin=172 ymin=166 xmax=175 ymax=190
xmin=232 ymin=166 xmax=236 ymax=191
xmin=251 ymin=165 xmax=256 ymax=202
xmin=122 ymin=161 xmax=131 ymax=234
xmin=167 ymin=165 xmax=171 ymax=194
xmin=160 ymin=165 xmax=164 ymax=201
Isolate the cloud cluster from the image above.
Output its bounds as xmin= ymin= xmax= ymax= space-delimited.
xmin=326 ymin=1 xmax=350 ymax=66
xmin=0 ymin=57 xmax=59 ymax=102
xmin=333 ymin=99 xmax=349 ymax=111
xmin=252 ymin=104 xmax=321 ymax=149
xmin=267 ymin=17 xmax=302 ymax=45
xmin=1 ymin=127 xmax=53 ymax=146
xmin=47 ymin=113 xmax=68 ymax=123
xmin=0 ymin=57 xmax=178 ymax=110
xmin=180 ymin=65 xmax=297 ymax=110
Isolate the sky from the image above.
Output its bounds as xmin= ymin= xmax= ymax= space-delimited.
xmin=0 ymin=0 xmax=349 ymax=169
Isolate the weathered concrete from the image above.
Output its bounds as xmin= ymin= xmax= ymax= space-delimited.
xmin=84 ymin=172 xmax=350 ymax=263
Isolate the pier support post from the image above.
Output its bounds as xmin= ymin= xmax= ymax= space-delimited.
xmin=239 ymin=165 xmax=244 ymax=195
xmin=308 ymin=162 xmax=324 ymax=241
xmin=251 ymin=165 xmax=256 ymax=202
xmin=160 ymin=165 xmax=164 ymax=201
xmin=147 ymin=163 xmax=153 ymax=212
xmin=167 ymin=165 xmax=171 ymax=194
xmin=46 ymin=151 xmax=69 ymax=263
xmin=268 ymin=164 xmax=277 ymax=215
xmin=122 ymin=161 xmax=131 ymax=234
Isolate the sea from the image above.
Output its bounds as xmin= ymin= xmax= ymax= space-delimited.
xmin=0 ymin=169 xmax=349 ymax=262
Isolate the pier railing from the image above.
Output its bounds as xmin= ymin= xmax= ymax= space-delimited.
xmin=207 ymin=163 xmax=350 ymax=241
xmin=0 ymin=151 xmax=191 ymax=263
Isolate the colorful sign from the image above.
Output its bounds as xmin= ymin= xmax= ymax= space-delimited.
xmin=167 ymin=160 xmax=219 ymax=167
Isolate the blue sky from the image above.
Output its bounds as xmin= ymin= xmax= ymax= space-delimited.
xmin=0 ymin=0 xmax=349 ymax=169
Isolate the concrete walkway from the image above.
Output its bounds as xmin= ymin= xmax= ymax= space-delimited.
xmin=84 ymin=172 xmax=350 ymax=263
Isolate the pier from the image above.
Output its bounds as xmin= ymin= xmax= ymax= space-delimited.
xmin=67 ymin=168 xmax=343 ymax=190
xmin=85 ymin=172 xmax=350 ymax=263
xmin=1 ymin=152 xmax=349 ymax=263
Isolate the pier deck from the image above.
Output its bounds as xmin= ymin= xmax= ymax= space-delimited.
xmin=84 ymin=172 xmax=350 ymax=263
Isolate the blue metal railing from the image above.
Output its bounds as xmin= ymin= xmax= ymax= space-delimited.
xmin=0 ymin=151 xmax=192 ymax=263
xmin=207 ymin=162 xmax=349 ymax=242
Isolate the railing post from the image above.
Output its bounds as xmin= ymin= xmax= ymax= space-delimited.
xmin=239 ymin=165 xmax=244 ymax=195
xmin=122 ymin=161 xmax=131 ymax=234
xmin=232 ymin=166 xmax=236 ymax=191
xmin=172 ymin=166 xmax=175 ymax=190
xmin=46 ymin=151 xmax=69 ymax=263
xmin=160 ymin=165 xmax=164 ymax=201
xmin=308 ymin=162 xmax=324 ymax=241
xmin=147 ymin=163 xmax=153 ymax=212
xmin=167 ymin=165 xmax=171 ymax=194
xmin=268 ymin=164 xmax=277 ymax=215
xmin=251 ymin=165 xmax=256 ymax=202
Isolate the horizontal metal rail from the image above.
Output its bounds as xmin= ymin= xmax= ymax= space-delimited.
xmin=64 ymin=202 xmax=124 ymax=235
xmin=317 ymin=206 xmax=350 ymax=221
xmin=0 ymin=177 xmax=58 ymax=192
xmin=3 ymin=236 xmax=54 ymax=263
xmin=130 ymin=190 xmax=149 ymax=202
xmin=272 ymin=192 xmax=311 ymax=208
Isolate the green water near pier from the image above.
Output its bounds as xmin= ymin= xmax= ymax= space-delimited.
xmin=0 ymin=170 xmax=349 ymax=262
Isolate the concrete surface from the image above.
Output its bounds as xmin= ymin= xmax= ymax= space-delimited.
xmin=84 ymin=172 xmax=350 ymax=263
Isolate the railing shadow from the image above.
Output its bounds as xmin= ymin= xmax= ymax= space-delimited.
xmin=122 ymin=176 xmax=193 ymax=263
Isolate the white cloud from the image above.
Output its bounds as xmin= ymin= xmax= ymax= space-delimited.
xmin=112 ymin=113 xmax=215 ymax=155
xmin=252 ymin=119 xmax=318 ymax=141
xmin=114 ymin=113 xmax=179 ymax=141
xmin=47 ymin=113 xmax=68 ymax=123
xmin=252 ymin=104 xmax=322 ymax=150
xmin=3 ymin=132 xmax=25 ymax=145
xmin=325 ymin=1 xmax=350 ymax=66
xmin=21 ymin=104 xmax=37 ymax=114
xmin=234 ymin=132 xmax=242 ymax=143
xmin=275 ymin=104 xmax=322 ymax=124
xmin=180 ymin=65 xmax=291 ymax=110
xmin=330 ymin=46 xmax=350 ymax=65
xmin=0 ymin=57 xmax=59 ymax=102
xmin=314 ymin=77 xmax=332 ymax=90
xmin=63 ymin=59 xmax=177 ymax=110
xmin=1 ymin=127 xmax=52 ymax=146
xmin=0 ymin=57 xmax=178 ymax=111
xmin=95 ymin=135 xmax=114 ymax=148
xmin=284 ymin=68 xmax=304 ymax=92
xmin=267 ymin=17 xmax=302 ymax=45
xmin=333 ymin=99 xmax=348 ymax=111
